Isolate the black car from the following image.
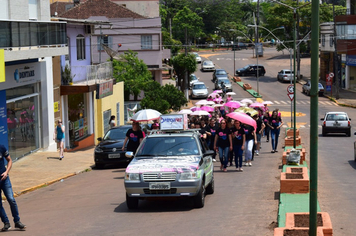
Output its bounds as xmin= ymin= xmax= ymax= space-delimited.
xmin=212 ymin=69 xmax=228 ymax=82
xmin=236 ymin=64 xmax=266 ymax=76
xmin=94 ymin=125 xmax=132 ymax=168
xmin=232 ymin=42 xmax=248 ymax=51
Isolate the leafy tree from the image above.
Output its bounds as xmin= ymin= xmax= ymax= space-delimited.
xmin=112 ymin=50 xmax=152 ymax=101
xmin=172 ymin=6 xmax=205 ymax=43
xmin=171 ymin=53 xmax=197 ymax=92
xmin=141 ymin=81 xmax=187 ymax=113
xmin=162 ymin=30 xmax=182 ymax=56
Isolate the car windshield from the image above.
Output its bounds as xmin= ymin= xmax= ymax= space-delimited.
xmin=195 ymin=54 xmax=200 ymax=58
xmin=326 ymin=114 xmax=348 ymax=121
xmin=103 ymin=128 xmax=128 ymax=140
xmin=204 ymin=61 xmax=213 ymax=66
xmin=284 ymin=71 xmax=293 ymax=74
xmin=193 ymin=84 xmax=206 ymax=89
xmin=218 ymin=79 xmax=230 ymax=84
xmin=318 ymin=83 xmax=324 ymax=88
xmin=216 ymin=70 xmax=227 ymax=75
xmin=136 ymin=136 xmax=199 ymax=157
xmin=242 ymin=65 xmax=250 ymax=70
xmin=190 ymin=75 xmax=198 ymax=81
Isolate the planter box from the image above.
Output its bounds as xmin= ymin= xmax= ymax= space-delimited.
xmin=286 ymin=128 xmax=299 ymax=137
xmin=233 ymin=76 xmax=241 ymax=82
xmin=274 ymin=227 xmax=324 ymax=236
xmin=285 ymin=136 xmax=301 ymax=146
xmin=280 ymin=167 xmax=309 ymax=193
xmin=243 ymin=83 xmax=252 ymax=90
xmin=285 ymin=212 xmax=333 ymax=236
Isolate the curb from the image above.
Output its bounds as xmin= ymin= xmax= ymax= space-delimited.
xmin=11 ymin=167 xmax=93 ymax=198
xmin=324 ymin=94 xmax=356 ymax=108
xmin=232 ymin=79 xmax=262 ymax=98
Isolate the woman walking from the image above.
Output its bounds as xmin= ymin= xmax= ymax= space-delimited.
xmin=231 ymin=120 xmax=245 ymax=171
xmin=122 ymin=121 xmax=144 ymax=154
xmin=243 ymin=123 xmax=256 ymax=167
xmin=54 ymin=119 xmax=65 ymax=160
xmin=263 ymin=110 xmax=271 ymax=142
xmin=109 ymin=115 xmax=116 ymax=128
xmin=268 ymin=110 xmax=284 ymax=153
xmin=214 ymin=119 xmax=232 ymax=172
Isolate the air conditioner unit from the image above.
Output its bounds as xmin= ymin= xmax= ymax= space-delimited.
xmin=84 ymin=25 xmax=92 ymax=35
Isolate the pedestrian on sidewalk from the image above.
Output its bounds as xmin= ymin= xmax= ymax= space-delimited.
xmin=206 ymin=118 xmax=218 ymax=162
xmin=214 ymin=119 xmax=232 ymax=172
xmin=263 ymin=110 xmax=271 ymax=142
xmin=253 ymin=114 xmax=265 ymax=157
xmin=53 ymin=119 xmax=65 ymax=160
xmin=227 ymin=118 xmax=235 ymax=166
xmin=231 ymin=120 xmax=245 ymax=171
xmin=243 ymin=123 xmax=256 ymax=167
xmin=0 ymin=145 xmax=26 ymax=231
xmin=268 ymin=110 xmax=284 ymax=153
xmin=109 ymin=115 xmax=116 ymax=129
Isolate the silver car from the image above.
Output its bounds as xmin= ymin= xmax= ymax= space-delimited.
xmin=321 ymin=112 xmax=351 ymax=136
xmin=124 ymin=130 xmax=215 ymax=209
xmin=192 ymin=52 xmax=202 ymax=63
xmin=201 ymin=60 xmax=215 ymax=72
xmin=190 ymin=82 xmax=209 ymax=99
xmin=277 ymin=69 xmax=294 ymax=82
xmin=215 ymin=78 xmax=232 ymax=92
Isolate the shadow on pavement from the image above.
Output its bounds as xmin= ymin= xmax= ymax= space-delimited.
xmin=347 ymin=160 xmax=356 ymax=170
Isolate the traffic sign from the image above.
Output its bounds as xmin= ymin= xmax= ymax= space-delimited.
xmin=287 ymin=93 xmax=294 ymax=101
xmin=287 ymin=85 xmax=294 ymax=94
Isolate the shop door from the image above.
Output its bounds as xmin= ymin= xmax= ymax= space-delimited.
xmin=7 ymin=95 xmax=39 ymax=160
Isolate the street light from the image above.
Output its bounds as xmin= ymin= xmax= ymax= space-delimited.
xmin=261 ymin=26 xmax=285 ymax=43
xmin=229 ymin=29 xmax=254 ymax=76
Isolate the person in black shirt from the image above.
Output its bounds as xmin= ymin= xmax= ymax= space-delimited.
xmin=243 ymin=124 xmax=256 ymax=167
xmin=231 ymin=120 xmax=245 ymax=171
xmin=267 ymin=110 xmax=284 ymax=153
xmin=253 ymin=114 xmax=265 ymax=156
xmin=214 ymin=119 xmax=232 ymax=172
xmin=205 ymin=118 xmax=218 ymax=162
xmin=122 ymin=121 xmax=144 ymax=154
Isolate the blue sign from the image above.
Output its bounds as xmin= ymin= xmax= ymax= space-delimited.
xmin=346 ymin=55 xmax=356 ymax=66
xmin=0 ymin=90 xmax=8 ymax=149
xmin=326 ymin=85 xmax=332 ymax=92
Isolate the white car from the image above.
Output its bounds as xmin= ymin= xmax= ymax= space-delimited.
xmin=321 ymin=112 xmax=351 ymax=136
xmin=189 ymin=74 xmax=199 ymax=88
xmin=302 ymin=80 xmax=324 ymax=96
xmin=201 ymin=60 xmax=215 ymax=72
xmin=190 ymin=82 xmax=209 ymax=99
xmin=192 ymin=52 xmax=202 ymax=63
xmin=277 ymin=69 xmax=294 ymax=82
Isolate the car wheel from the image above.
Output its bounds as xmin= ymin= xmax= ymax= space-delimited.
xmin=95 ymin=163 xmax=105 ymax=169
xmin=193 ymin=180 xmax=205 ymax=208
xmin=206 ymin=175 xmax=214 ymax=194
xmin=241 ymin=73 xmax=245 ymax=76
xmin=261 ymin=73 xmax=265 ymax=76
xmin=307 ymin=90 xmax=310 ymax=96
xmin=347 ymin=130 xmax=351 ymax=137
xmin=322 ymin=128 xmax=326 ymax=136
xmin=126 ymin=193 xmax=139 ymax=209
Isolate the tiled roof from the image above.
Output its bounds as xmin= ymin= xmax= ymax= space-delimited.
xmin=50 ymin=2 xmax=74 ymax=17
xmin=58 ymin=0 xmax=146 ymax=19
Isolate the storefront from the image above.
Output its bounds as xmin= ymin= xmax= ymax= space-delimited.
xmin=345 ymin=55 xmax=356 ymax=90
xmin=0 ymin=61 xmax=42 ymax=161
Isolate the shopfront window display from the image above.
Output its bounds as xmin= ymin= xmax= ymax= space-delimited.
xmin=68 ymin=94 xmax=88 ymax=148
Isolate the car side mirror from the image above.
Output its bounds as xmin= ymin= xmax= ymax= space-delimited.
xmin=354 ymin=132 xmax=356 ymax=136
xmin=320 ymin=118 xmax=324 ymax=121
xmin=125 ymin=151 xmax=134 ymax=158
xmin=97 ymin=137 xmax=102 ymax=141
xmin=349 ymin=118 xmax=352 ymax=120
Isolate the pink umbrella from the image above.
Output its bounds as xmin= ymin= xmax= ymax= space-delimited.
xmin=213 ymin=97 xmax=223 ymax=102
xmin=213 ymin=90 xmax=223 ymax=94
xmin=226 ymin=112 xmax=257 ymax=130
xmin=249 ymin=102 xmax=264 ymax=108
xmin=208 ymin=93 xmax=219 ymax=98
xmin=190 ymin=106 xmax=201 ymax=112
xmin=225 ymin=101 xmax=241 ymax=109
xmin=200 ymin=106 xmax=214 ymax=112
xmin=191 ymin=110 xmax=210 ymax=116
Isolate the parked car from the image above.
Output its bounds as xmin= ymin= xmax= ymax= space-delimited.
xmin=212 ymin=69 xmax=228 ymax=83
xmin=190 ymin=82 xmax=209 ymax=99
xmin=215 ymin=78 xmax=232 ymax=92
xmin=321 ymin=112 xmax=351 ymax=137
xmin=302 ymin=80 xmax=324 ymax=96
xmin=94 ymin=125 xmax=132 ymax=168
xmin=124 ymin=128 xmax=215 ymax=209
xmin=236 ymin=64 xmax=266 ymax=76
xmin=201 ymin=60 xmax=215 ymax=72
xmin=192 ymin=52 xmax=202 ymax=63
xmin=232 ymin=42 xmax=248 ymax=50
xmin=189 ymin=74 xmax=199 ymax=88
xmin=277 ymin=69 xmax=294 ymax=82
xmin=354 ymin=132 xmax=356 ymax=161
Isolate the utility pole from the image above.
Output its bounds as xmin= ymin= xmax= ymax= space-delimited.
xmin=99 ymin=25 xmax=102 ymax=63
xmin=184 ymin=27 xmax=189 ymax=100
xmin=333 ymin=2 xmax=340 ymax=99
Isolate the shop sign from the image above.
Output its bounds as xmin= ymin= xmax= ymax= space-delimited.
xmin=96 ymin=80 xmax=113 ymax=99
xmin=346 ymin=55 xmax=356 ymax=66
xmin=3 ymin=62 xmax=42 ymax=90
xmin=0 ymin=90 xmax=9 ymax=149
xmin=54 ymin=102 xmax=59 ymax=112
xmin=160 ymin=114 xmax=188 ymax=131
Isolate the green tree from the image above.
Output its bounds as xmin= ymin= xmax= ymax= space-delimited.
xmin=112 ymin=50 xmax=152 ymax=101
xmin=171 ymin=53 xmax=197 ymax=92
xmin=172 ymin=6 xmax=204 ymax=43
xmin=141 ymin=81 xmax=187 ymax=113
xmin=162 ymin=30 xmax=182 ymax=56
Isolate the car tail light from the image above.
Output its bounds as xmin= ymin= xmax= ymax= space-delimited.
xmin=323 ymin=121 xmax=326 ymax=126
xmin=348 ymin=120 xmax=351 ymax=126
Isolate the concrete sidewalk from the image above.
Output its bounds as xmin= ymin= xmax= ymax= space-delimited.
xmin=10 ymin=147 xmax=95 ymax=197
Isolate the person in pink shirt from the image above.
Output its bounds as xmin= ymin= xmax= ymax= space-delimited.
xmin=226 ymin=94 xmax=233 ymax=103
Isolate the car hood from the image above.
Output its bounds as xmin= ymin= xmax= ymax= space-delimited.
xmin=97 ymin=139 xmax=125 ymax=148
xmin=193 ymin=88 xmax=208 ymax=93
xmin=216 ymin=75 xmax=228 ymax=79
xmin=126 ymin=156 xmax=201 ymax=173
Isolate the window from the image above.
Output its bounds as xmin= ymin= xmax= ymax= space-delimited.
xmin=0 ymin=0 xmax=9 ymax=19
xmin=141 ymin=35 xmax=152 ymax=49
xmin=321 ymin=34 xmax=325 ymax=47
xmin=97 ymin=35 xmax=112 ymax=50
xmin=76 ymin=34 xmax=85 ymax=60
xmin=330 ymin=34 xmax=334 ymax=47
xmin=116 ymin=102 xmax=120 ymax=126
xmin=29 ymin=0 xmax=38 ymax=20
xmin=103 ymin=110 xmax=111 ymax=134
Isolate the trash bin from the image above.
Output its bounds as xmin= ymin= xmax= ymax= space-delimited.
xmin=287 ymin=149 xmax=301 ymax=165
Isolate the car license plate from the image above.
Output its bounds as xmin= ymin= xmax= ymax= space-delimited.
xmin=333 ymin=123 xmax=341 ymax=127
xmin=108 ymin=154 xmax=121 ymax=159
xmin=149 ymin=182 xmax=171 ymax=190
